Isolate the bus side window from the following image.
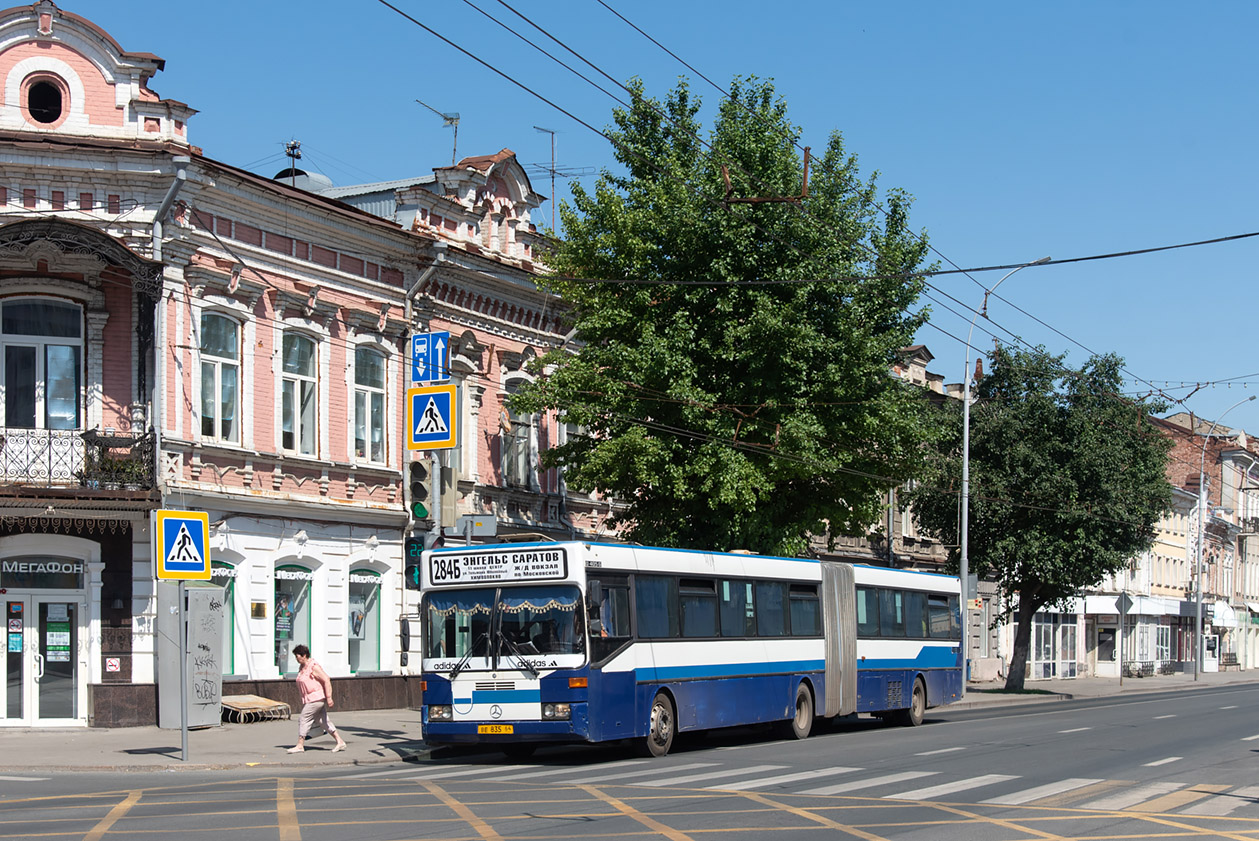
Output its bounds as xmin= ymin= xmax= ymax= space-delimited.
xmin=856 ymin=586 xmax=879 ymax=636
xmin=635 ymin=575 xmax=680 ymax=638
xmin=789 ymin=584 xmax=821 ymax=636
xmin=720 ymin=579 xmax=754 ymax=636
xmin=904 ymin=590 xmax=928 ymax=638
xmin=680 ymin=579 xmax=718 ymax=637
xmin=601 ymin=585 xmax=631 ymax=637
xmin=755 ymin=581 xmax=788 ymax=636
xmin=927 ymin=594 xmax=957 ymax=639
xmin=879 ymin=589 xmax=906 ymax=637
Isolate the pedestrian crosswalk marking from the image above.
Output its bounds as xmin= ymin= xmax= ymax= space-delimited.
xmin=800 ymin=771 xmax=936 ymax=796
xmin=639 ymin=764 xmax=786 ymax=788
xmin=982 ymin=777 xmax=1103 ymax=805
xmin=1133 ymin=783 xmax=1228 ymax=814
xmin=1181 ymin=784 xmax=1259 ymax=816
xmin=1032 ymin=778 xmax=1131 ymax=807
xmin=575 ymin=762 xmax=717 ymax=785
xmin=709 ymin=766 xmax=861 ymax=791
xmin=1081 ymin=781 xmax=1183 ymax=811
xmin=489 ymin=759 xmax=647 ymax=782
xmin=888 ymin=774 xmax=1019 ymax=801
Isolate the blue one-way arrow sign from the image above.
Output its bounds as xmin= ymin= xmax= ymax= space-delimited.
xmin=411 ymin=331 xmax=450 ymax=384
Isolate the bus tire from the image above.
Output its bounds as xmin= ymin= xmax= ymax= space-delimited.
xmin=899 ymin=678 xmax=926 ymax=727
xmin=639 ymin=692 xmax=675 ymax=757
xmin=779 ymin=682 xmax=814 ymax=740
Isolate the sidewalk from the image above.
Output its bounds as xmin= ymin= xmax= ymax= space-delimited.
xmin=4 ymin=670 xmax=1257 ymax=772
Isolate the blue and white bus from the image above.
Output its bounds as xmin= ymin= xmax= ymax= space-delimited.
xmin=418 ymin=541 xmax=962 ymax=757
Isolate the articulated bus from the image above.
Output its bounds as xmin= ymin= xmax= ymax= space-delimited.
xmin=418 ymin=541 xmax=962 ymax=757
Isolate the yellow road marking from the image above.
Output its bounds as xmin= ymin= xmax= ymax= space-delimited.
xmin=730 ymin=791 xmax=894 ymax=841
xmin=578 ymin=785 xmax=695 ymax=841
xmin=82 ymin=790 xmax=141 ymax=841
xmin=276 ymin=778 xmax=301 ymax=841
xmin=1127 ymin=783 xmax=1230 ymax=813
xmin=1027 ymin=778 xmax=1132 ymax=807
xmin=420 ymin=780 xmax=503 ymax=841
xmin=926 ymin=802 xmax=1071 ymax=841
xmin=1124 ymin=811 xmax=1259 ymax=841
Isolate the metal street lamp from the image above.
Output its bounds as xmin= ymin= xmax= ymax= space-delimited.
xmin=1194 ymin=394 xmax=1256 ymax=679
xmin=960 ymin=256 xmax=1050 ymax=694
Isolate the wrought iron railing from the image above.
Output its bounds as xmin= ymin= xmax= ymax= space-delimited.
xmin=0 ymin=427 xmax=155 ymax=491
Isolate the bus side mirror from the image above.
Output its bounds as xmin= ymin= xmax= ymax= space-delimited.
xmin=400 ymin=616 xmax=411 ymax=652
xmin=586 ymin=579 xmax=602 ymax=617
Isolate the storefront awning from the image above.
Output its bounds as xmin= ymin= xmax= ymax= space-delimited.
xmin=1083 ymin=594 xmax=1175 ymax=616
xmin=1084 ymin=595 xmax=1117 ymax=614
xmin=1246 ymin=602 xmax=1259 ymax=614
xmin=1212 ymin=601 xmax=1240 ymax=628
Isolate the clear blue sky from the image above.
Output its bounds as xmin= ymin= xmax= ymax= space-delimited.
xmin=90 ymin=2 xmax=1259 ymax=431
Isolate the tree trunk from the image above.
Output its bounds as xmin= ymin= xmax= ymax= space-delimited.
xmin=1003 ymin=598 xmax=1041 ymax=691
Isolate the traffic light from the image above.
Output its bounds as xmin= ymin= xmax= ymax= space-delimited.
xmin=408 ymin=460 xmax=431 ymax=521
xmin=404 ymin=536 xmax=423 ymax=590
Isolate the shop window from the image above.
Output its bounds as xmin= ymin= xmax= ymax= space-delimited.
xmin=200 ymin=313 xmax=240 ymax=443
xmin=281 ymin=332 xmax=317 ymax=455
xmin=348 ymin=569 xmax=380 ymax=673
xmin=1 ymin=299 xmax=82 ymax=429
xmin=274 ymin=564 xmax=313 ymax=674
xmin=210 ymin=561 xmax=236 ymax=674
xmin=353 ymin=346 xmax=385 ymax=463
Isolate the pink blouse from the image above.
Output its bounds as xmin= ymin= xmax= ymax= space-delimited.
xmin=295 ymin=661 xmax=326 ymax=704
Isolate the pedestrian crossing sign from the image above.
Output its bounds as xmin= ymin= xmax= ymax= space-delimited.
xmin=407 ymin=384 xmax=457 ymax=450
xmin=154 ymin=510 xmax=211 ymax=580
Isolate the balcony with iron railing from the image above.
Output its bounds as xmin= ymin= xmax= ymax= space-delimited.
xmin=0 ymin=427 xmax=156 ymax=501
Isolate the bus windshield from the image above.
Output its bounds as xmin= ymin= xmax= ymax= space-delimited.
xmin=422 ymin=584 xmax=584 ymax=664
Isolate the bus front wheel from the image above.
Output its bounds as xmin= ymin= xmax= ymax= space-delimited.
xmin=640 ymin=692 xmax=675 ymax=757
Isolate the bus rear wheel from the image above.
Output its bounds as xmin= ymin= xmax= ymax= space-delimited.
xmin=898 ymin=678 xmax=926 ymax=727
xmin=639 ymin=692 xmax=675 ymax=757
xmin=777 ymin=683 xmax=814 ymax=740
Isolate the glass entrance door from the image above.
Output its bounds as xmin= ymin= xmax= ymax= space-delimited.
xmin=2 ymin=596 xmax=84 ymax=725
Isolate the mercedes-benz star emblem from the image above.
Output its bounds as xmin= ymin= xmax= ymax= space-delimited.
xmin=490 ymin=704 xmax=503 ymax=719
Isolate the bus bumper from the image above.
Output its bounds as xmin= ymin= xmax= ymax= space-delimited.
xmin=423 ymin=704 xmax=589 ymax=745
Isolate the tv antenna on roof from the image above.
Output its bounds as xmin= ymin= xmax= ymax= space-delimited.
xmin=416 ymin=99 xmax=460 ymax=166
xmin=529 ymin=126 xmax=594 ymax=234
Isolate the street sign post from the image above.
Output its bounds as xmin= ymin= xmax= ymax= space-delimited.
xmin=411 ymin=331 xmax=450 ymax=384
xmin=152 ymin=509 xmax=211 ymax=763
xmin=407 ymin=384 xmax=457 ymax=450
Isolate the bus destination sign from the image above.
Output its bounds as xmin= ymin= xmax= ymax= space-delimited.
xmin=427 ymin=548 xmax=568 ymax=586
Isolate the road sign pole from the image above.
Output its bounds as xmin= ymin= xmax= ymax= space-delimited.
xmin=179 ymin=579 xmax=188 ymax=762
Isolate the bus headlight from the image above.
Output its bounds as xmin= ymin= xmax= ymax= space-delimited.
xmin=428 ymin=705 xmax=453 ymax=721
xmin=541 ymin=703 xmax=571 ymax=720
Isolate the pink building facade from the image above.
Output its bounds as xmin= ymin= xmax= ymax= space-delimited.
xmin=0 ymin=2 xmax=614 ymax=728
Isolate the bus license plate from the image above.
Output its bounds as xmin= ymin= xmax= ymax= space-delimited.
xmin=478 ymin=724 xmax=513 ymax=735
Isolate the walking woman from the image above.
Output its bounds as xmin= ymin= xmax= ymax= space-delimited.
xmin=287 ymin=644 xmax=347 ymax=753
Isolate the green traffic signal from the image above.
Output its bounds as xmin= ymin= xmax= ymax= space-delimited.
xmin=412 ymin=501 xmax=429 ymax=518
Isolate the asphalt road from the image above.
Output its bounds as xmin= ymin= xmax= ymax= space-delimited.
xmin=3 ymin=684 xmax=1257 ymax=840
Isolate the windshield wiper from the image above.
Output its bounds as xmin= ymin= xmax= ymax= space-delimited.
xmin=497 ymin=632 xmax=540 ymax=679
xmin=448 ymin=632 xmax=487 ymax=680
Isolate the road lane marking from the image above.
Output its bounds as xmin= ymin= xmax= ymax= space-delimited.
xmin=799 ymin=770 xmax=935 ymax=796
xmin=0 ymin=776 xmax=49 ymax=781
xmin=915 ymin=746 xmax=965 ymax=756
xmin=1153 ymin=714 xmax=1177 ymax=720
xmin=1242 ymin=733 xmax=1259 ymax=741
xmin=1057 ymin=727 xmax=1090 ymax=733
xmin=1220 ymin=705 xmax=1239 ymax=709
xmin=575 ymin=762 xmax=717 ymax=784
xmin=982 ymin=777 xmax=1103 ymax=805
xmin=708 ymin=766 xmax=861 ymax=791
xmin=340 ymin=764 xmax=530 ymax=780
xmin=277 ymin=779 xmax=301 ymax=841
xmin=488 ymin=759 xmax=647 ymax=781
xmin=1080 ymin=781 xmax=1183 ymax=810
xmin=638 ymin=764 xmax=787 ymax=787
xmin=1142 ymin=756 xmax=1182 ymax=766
xmin=1132 ymin=783 xmax=1228 ymax=813
xmin=83 ymin=789 xmax=141 ymax=841
xmin=579 ymin=784 xmax=695 ymax=841
xmin=1181 ymin=784 xmax=1259 ymax=816
xmin=888 ymin=774 xmax=1019 ymax=801
xmin=420 ymin=779 xmax=502 ymax=841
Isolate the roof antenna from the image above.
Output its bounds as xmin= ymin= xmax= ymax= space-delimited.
xmin=284 ymin=139 xmax=301 ymax=188
xmin=529 ymin=126 xmax=593 ymax=234
xmin=416 ymin=99 xmax=460 ymax=166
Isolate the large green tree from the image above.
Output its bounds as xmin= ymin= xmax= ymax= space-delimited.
xmin=510 ymin=77 xmax=937 ymax=556
xmin=905 ymin=346 xmax=1174 ymax=690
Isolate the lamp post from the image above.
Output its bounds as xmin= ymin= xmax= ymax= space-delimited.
xmin=961 ymin=256 xmax=1050 ymax=694
xmin=1194 ymin=394 xmax=1256 ymax=679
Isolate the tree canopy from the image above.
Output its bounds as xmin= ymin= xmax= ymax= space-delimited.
xmin=905 ymin=346 xmax=1174 ymax=689
xmin=510 ymin=76 xmax=937 ymax=556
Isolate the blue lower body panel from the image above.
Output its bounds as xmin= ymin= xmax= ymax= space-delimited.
xmin=423 ymin=703 xmax=590 ymax=746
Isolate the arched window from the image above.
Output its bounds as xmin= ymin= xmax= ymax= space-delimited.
xmin=348 ymin=568 xmax=381 ymax=673
xmin=210 ymin=560 xmax=237 ymax=674
xmin=0 ymin=299 xmax=82 ymax=430
xmin=281 ymin=333 xmax=317 ymax=455
xmin=353 ymin=346 xmax=385 ymax=463
xmin=200 ymin=313 xmax=240 ymax=443
xmin=274 ymin=564 xmax=313 ymax=673
xmin=502 ymin=379 xmax=534 ymax=489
